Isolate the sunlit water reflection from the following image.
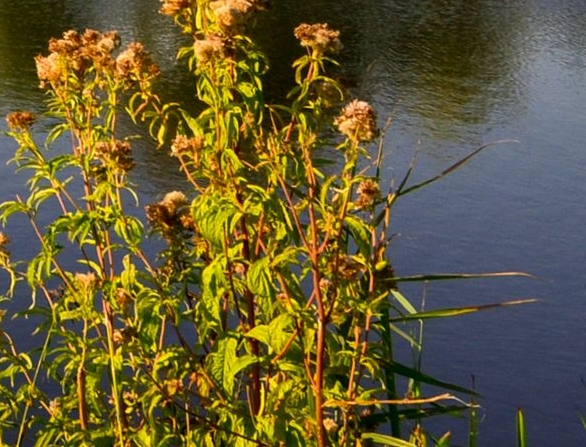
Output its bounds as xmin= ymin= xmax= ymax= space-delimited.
xmin=1 ymin=0 xmax=585 ymax=444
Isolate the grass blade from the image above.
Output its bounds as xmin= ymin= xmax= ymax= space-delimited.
xmin=362 ymin=432 xmax=417 ymax=447
xmin=389 ymin=298 xmax=537 ymax=322
xmin=390 ymin=271 xmax=535 ymax=283
xmin=516 ymin=408 xmax=527 ymax=447
xmin=398 ymin=140 xmax=519 ymax=197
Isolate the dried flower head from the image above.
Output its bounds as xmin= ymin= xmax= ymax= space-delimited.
xmin=48 ymin=399 xmax=61 ymax=418
xmin=355 ymin=178 xmax=380 ymax=209
xmin=75 ymin=272 xmax=98 ymax=291
xmin=323 ymin=418 xmax=339 ymax=435
xmin=35 ymin=52 xmax=64 ymax=87
xmin=294 ymin=23 xmax=342 ymax=54
xmin=35 ymin=29 xmax=128 ymax=89
xmin=193 ymin=35 xmax=226 ymax=64
xmin=80 ymin=30 xmax=121 ymax=70
xmin=0 ymin=232 xmax=9 ymax=249
xmin=146 ymin=191 xmax=190 ymax=239
xmin=334 ymin=99 xmax=378 ymax=142
xmin=115 ymin=288 xmax=132 ymax=310
xmin=94 ymin=140 xmax=135 ymax=173
xmin=162 ymin=191 xmax=188 ymax=215
xmin=6 ymin=111 xmax=36 ymax=131
xmin=159 ymin=0 xmax=192 ymax=16
xmin=328 ymin=256 xmax=364 ymax=280
xmin=210 ymin=0 xmax=260 ymax=32
xmin=170 ymin=134 xmax=204 ymax=158
xmin=116 ymin=42 xmax=160 ymax=82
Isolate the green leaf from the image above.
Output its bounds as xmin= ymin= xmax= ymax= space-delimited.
xmin=517 ymin=408 xmax=527 ymax=447
xmin=209 ymin=335 xmax=238 ymax=397
xmin=229 ymin=354 xmax=258 ymax=379
xmin=381 ymin=361 xmax=477 ymax=396
xmin=246 ymin=325 xmax=271 ymax=347
xmin=391 ymin=271 xmax=535 ymax=283
xmin=389 ymin=298 xmax=537 ymax=322
xmin=345 ymin=214 xmax=372 ymax=258
xmin=390 ymin=289 xmax=417 ymax=315
xmin=362 ymin=433 xmax=417 ymax=447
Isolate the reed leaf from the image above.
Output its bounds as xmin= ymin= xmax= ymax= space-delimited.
xmin=397 ymin=140 xmax=519 ymax=197
xmin=388 ymin=298 xmax=537 ymax=322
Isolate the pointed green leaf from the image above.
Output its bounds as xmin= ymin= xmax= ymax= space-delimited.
xmin=362 ymin=433 xmax=417 ymax=447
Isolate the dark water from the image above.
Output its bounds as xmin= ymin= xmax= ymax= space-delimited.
xmin=1 ymin=0 xmax=586 ymax=444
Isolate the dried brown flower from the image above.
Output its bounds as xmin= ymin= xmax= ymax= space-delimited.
xmin=159 ymin=0 xmax=192 ymax=16
xmin=334 ymin=100 xmax=378 ymax=142
xmin=35 ymin=52 xmax=64 ymax=87
xmin=115 ymin=288 xmax=132 ymax=309
xmin=329 ymin=256 xmax=364 ymax=280
xmin=210 ymin=0 xmax=257 ymax=32
xmin=323 ymin=417 xmax=339 ymax=435
xmin=0 ymin=232 xmax=9 ymax=249
xmin=355 ymin=178 xmax=380 ymax=209
xmin=294 ymin=23 xmax=342 ymax=54
xmin=170 ymin=134 xmax=204 ymax=158
xmin=94 ymin=140 xmax=135 ymax=173
xmin=193 ymin=35 xmax=226 ymax=64
xmin=6 ymin=111 xmax=36 ymax=131
xmin=36 ymin=29 xmax=125 ymax=88
xmin=116 ymin=42 xmax=160 ymax=82
xmin=75 ymin=272 xmax=98 ymax=291
xmin=146 ymin=191 xmax=190 ymax=238
xmin=162 ymin=191 xmax=188 ymax=215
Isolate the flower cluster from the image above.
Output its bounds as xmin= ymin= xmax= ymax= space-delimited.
xmin=36 ymin=30 xmax=119 ymax=87
xmin=355 ymin=178 xmax=380 ymax=209
xmin=193 ymin=34 xmax=226 ymax=64
xmin=35 ymin=29 xmax=159 ymax=89
xmin=328 ymin=256 xmax=364 ymax=281
xmin=208 ymin=0 xmax=268 ymax=34
xmin=170 ymin=134 xmax=204 ymax=159
xmin=159 ymin=0 xmax=192 ymax=16
xmin=146 ymin=191 xmax=193 ymax=240
xmin=294 ymin=23 xmax=342 ymax=55
xmin=0 ymin=232 xmax=9 ymax=259
xmin=334 ymin=99 xmax=378 ymax=143
xmin=75 ymin=272 xmax=98 ymax=292
xmin=6 ymin=111 xmax=35 ymax=131
xmin=93 ymin=140 xmax=135 ymax=175
xmin=115 ymin=42 xmax=160 ymax=83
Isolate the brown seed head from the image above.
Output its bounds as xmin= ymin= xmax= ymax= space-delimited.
xmin=355 ymin=178 xmax=380 ymax=209
xmin=116 ymin=42 xmax=160 ymax=82
xmin=294 ymin=23 xmax=342 ymax=54
xmin=159 ymin=0 xmax=192 ymax=16
xmin=75 ymin=272 xmax=98 ymax=291
xmin=334 ymin=99 xmax=378 ymax=142
xmin=193 ymin=35 xmax=226 ymax=64
xmin=6 ymin=111 xmax=36 ymax=131
xmin=170 ymin=134 xmax=204 ymax=158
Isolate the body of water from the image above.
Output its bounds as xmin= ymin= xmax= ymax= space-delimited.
xmin=1 ymin=0 xmax=585 ymax=444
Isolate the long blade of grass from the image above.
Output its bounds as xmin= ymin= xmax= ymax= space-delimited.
xmin=390 ymin=271 xmax=535 ymax=283
xmin=516 ymin=408 xmax=527 ymax=447
xmin=397 ymin=139 xmax=519 ymax=197
xmin=388 ymin=298 xmax=537 ymax=322
xmin=385 ymin=361 xmax=478 ymax=396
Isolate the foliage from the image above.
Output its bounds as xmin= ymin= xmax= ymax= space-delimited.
xmin=0 ymin=1 xmax=532 ymax=446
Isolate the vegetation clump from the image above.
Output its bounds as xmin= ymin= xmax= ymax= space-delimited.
xmin=0 ymin=2 xmax=530 ymax=446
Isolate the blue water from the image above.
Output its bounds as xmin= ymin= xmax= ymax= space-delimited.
xmin=1 ymin=0 xmax=585 ymax=444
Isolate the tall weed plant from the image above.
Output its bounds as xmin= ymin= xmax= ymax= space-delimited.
xmin=0 ymin=1 xmax=532 ymax=446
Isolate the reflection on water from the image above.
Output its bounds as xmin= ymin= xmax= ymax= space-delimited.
xmin=1 ymin=0 xmax=586 ymax=445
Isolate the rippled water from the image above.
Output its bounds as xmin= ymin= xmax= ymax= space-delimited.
xmin=1 ymin=0 xmax=586 ymax=444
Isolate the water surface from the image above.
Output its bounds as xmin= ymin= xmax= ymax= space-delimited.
xmin=1 ymin=1 xmax=585 ymax=444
